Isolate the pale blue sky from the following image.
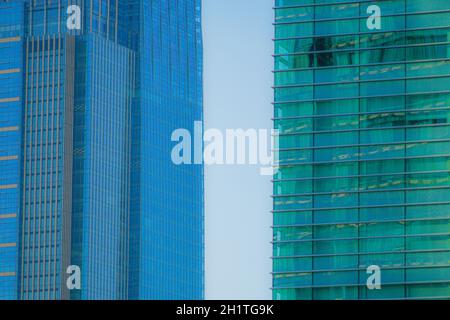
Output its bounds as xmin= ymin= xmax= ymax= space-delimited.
xmin=203 ymin=0 xmax=274 ymax=299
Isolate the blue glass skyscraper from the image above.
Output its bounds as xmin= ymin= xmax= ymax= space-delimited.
xmin=0 ymin=0 xmax=23 ymax=300
xmin=0 ymin=0 xmax=203 ymax=300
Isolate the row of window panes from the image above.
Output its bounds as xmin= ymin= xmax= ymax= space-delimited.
xmin=273 ymin=204 xmax=450 ymax=226
xmin=273 ymin=234 xmax=450 ymax=256
xmin=275 ymin=158 xmax=450 ymax=180
xmin=275 ymin=27 xmax=450 ymax=54
xmin=273 ymin=267 xmax=450 ymax=288
xmin=275 ymin=12 xmax=450 ymax=38
xmin=275 ymin=43 xmax=450 ymax=69
xmin=277 ymin=140 xmax=450 ymax=165
xmin=273 ymin=219 xmax=450 ymax=241
xmin=275 ymin=156 xmax=450 ymax=180
xmin=275 ymin=109 xmax=450 ymax=134
xmin=273 ymin=283 xmax=450 ymax=299
xmin=273 ymin=250 xmax=450 ymax=272
xmin=275 ymin=77 xmax=450 ymax=102
xmin=274 ymin=93 xmax=450 ymax=119
xmin=277 ymin=127 xmax=450 ymax=149
xmin=275 ymin=60 xmax=450 ymax=86
xmin=274 ymin=171 xmax=450 ymax=195
xmin=274 ymin=188 xmax=450 ymax=210
xmin=276 ymin=46 xmax=450 ymax=71
xmin=275 ymin=0 xmax=448 ymax=23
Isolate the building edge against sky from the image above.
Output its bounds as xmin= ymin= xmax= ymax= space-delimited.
xmin=273 ymin=0 xmax=450 ymax=299
xmin=0 ymin=0 xmax=204 ymax=300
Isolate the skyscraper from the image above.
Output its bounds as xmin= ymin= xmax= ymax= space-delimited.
xmin=273 ymin=0 xmax=450 ymax=299
xmin=0 ymin=0 xmax=203 ymax=300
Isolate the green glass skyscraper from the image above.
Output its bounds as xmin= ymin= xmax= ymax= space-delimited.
xmin=273 ymin=0 xmax=450 ymax=299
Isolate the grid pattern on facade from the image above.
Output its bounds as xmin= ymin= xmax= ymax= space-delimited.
xmin=273 ymin=0 xmax=450 ymax=300
xmin=0 ymin=0 xmax=24 ymax=300
xmin=0 ymin=0 xmax=204 ymax=300
xmin=20 ymin=35 xmax=74 ymax=300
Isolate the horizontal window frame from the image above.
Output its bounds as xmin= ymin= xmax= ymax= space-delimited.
xmin=275 ymin=119 xmax=450 ymax=136
xmin=276 ymin=138 xmax=450 ymax=152
xmin=274 ymin=0 xmax=426 ymax=10
xmin=274 ymin=72 xmax=450 ymax=89
xmin=272 ymin=231 xmax=450 ymax=244
xmin=273 ymin=184 xmax=450 ymax=199
xmin=273 ymin=263 xmax=450 ymax=276
xmin=273 ymin=214 xmax=450 ymax=229
xmin=272 ymin=247 xmax=450 ymax=259
xmin=273 ymin=169 xmax=450 ymax=183
xmin=274 ymin=57 xmax=450 ymax=74
xmin=273 ymin=105 xmax=450 ymax=121
xmin=272 ymin=278 xmax=450 ymax=290
xmin=272 ymin=200 xmax=450 ymax=214
xmin=274 ymin=89 xmax=450 ymax=105
xmin=274 ymin=9 xmax=450 ymax=26
xmin=274 ymin=43 xmax=450 ymax=63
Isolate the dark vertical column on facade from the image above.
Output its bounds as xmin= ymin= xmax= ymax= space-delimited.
xmin=70 ymin=35 xmax=86 ymax=301
xmin=61 ymin=34 xmax=75 ymax=300
xmin=127 ymin=0 xmax=141 ymax=299
xmin=118 ymin=47 xmax=135 ymax=300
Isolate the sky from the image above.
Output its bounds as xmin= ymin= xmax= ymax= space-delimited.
xmin=203 ymin=0 xmax=274 ymax=300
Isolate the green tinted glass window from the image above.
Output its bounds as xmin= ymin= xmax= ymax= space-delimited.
xmin=273 ymin=0 xmax=450 ymax=300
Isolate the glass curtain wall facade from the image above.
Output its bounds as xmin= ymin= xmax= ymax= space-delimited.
xmin=128 ymin=0 xmax=204 ymax=300
xmin=70 ymin=34 xmax=135 ymax=300
xmin=0 ymin=0 xmax=23 ymax=300
xmin=0 ymin=0 xmax=203 ymax=300
xmin=273 ymin=0 xmax=450 ymax=299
